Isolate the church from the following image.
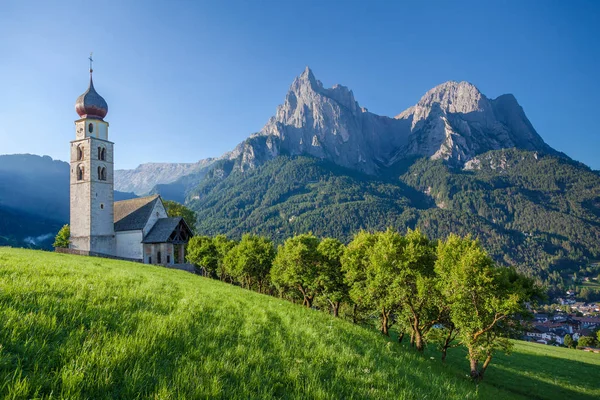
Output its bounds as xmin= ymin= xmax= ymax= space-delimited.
xmin=68 ymin=61 xmax=193 ymax=265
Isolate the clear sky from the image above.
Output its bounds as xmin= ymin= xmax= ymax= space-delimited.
xmin=0 ymin=0 xmax=598 ymax=170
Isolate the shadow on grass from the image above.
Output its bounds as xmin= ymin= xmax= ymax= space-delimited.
xmin=393 ymin=335 xmax=599 ymax=400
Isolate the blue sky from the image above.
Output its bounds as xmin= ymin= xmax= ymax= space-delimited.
xmin=0 ymin=0 xmax=598 ymax=170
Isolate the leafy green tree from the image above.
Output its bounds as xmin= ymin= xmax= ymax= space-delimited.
xmin=596 ymin=330 xmax=600 ymax=344
xmin=435 ymin=234 xmax=542 ymax=381
xmin=163 ymin=200 xmax=197 ymax=233
xmin=342 ymin=230 xmax=404 ymax=336
xmin=392 ymin=229 xmax=439 ymax=351
xmin=186 ymin=236 xmax=218 ymax=276
xmin=53 ymin=224 xmax=70 ymax=248
xmin=577 ymin=336 xmax=596 ymax=348
xmin=213 ymin=234 xmax=237 ymax=282
xmin=224 ymin=234 xmax=274 ymax=292
xmin=271 ymin=233 xmax=321 ymax=307
xmin=317 ymin=238 xmax=348 ymax=317
xmin=564 ymin=334 xmax=574 ymax=349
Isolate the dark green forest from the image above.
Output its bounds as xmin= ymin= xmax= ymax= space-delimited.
xmin=186 ymin=149 xmax=600 ymax=284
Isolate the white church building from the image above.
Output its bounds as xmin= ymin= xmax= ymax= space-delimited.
xmin=67 ymin=62 xmax=192 ymax=265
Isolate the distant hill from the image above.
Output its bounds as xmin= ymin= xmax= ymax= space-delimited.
xmin=2 ymin=248 xmax=598 ymax=399
xmin=0 ymin=154 xmax=136 ymax=249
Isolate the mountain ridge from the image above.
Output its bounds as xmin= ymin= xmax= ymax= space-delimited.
xmin=115 ymin=68 xmax=560 ymax=196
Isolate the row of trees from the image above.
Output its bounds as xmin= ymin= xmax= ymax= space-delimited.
xmin=186 ymin=229 xmax=543 ymax=381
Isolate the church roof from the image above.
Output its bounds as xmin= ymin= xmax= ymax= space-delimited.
xmin=114 ymin=194 xmax=161 ymax=232
xmin=142 ymin=217 xmax=193 ymax=244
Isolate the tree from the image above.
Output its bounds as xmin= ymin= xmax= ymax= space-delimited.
xmin=186 ymin=236 xmax=218 ymax=276
xmin=213 ymin=234 xmax=237 ymax=282
xmin=53 ymin=225 xmax=70 ymax=248
xmin=577 ymin=336 xmax=596 ymax=348
xmin=317 ymin=238 xmax=348 ymax=317
xmin=163 ymin=200 xmax=197 ymax=233
xmin=224 ymin=234 xmax=275 ymax=292
xmin=564 ymin=334 xmax=574 ymax=349
xmin=597 ymin=329 xmax=600 ymax=344
xmin=271 ymin=233 xmax=321 ymax=307
xmin=342 ymin=230 xmax=404 ymax=336
xmin=435 ymin=234 xmax=542 ymax=381
xmin=426 ymin=320 xmax=459 ymax=362
xmin=390 ymin=229 xmax=439 ymax=351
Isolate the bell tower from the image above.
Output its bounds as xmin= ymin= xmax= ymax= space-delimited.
xmin=70 ymin=55 xmax=115 ymax=255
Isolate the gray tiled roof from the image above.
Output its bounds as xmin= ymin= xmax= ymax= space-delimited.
xmin=142 ymin=217 xmax=185 ymax=243
xmin=114 ymin=194 xmax=160 ymax=232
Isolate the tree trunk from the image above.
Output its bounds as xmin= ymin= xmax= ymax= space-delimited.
xmin=468 ymin=348 xmax=484 ymax=381
xmin=479 ymin=353 xmax=493 ymax=380
xmin=305 ymin=296 xmax=313 ymax=308
xmin=352 ymin=304 xmax=358 ymax=324
xmin=469 ymin=357 xmax=480 ymax=381
xmin=398 ymin=332 xmax=405 ymax=343
xmin=441 ymin=326 xmax=454 ymax=363
xmin=381 ymin=308 xmax=390 ymax=336
xmin=410 ymin=331 xmax=415 ymax=347
xmin=298 ymin=286 xmax=312 ymax=308
xmin=331 ymin=301 xmax=340 ymax=317
xmin=413 ymin=318 xmax=424 ymax=352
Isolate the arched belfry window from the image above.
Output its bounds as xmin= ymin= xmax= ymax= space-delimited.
xmin=99 ymin=147 xmax=106 ymax=161
xmin=77 ymin=165 xmax=84 ymax=181
xmin=98 ymin=166 xmax=107 ymax=181
xmin=77 ymin=145 xmax=84 ymax=161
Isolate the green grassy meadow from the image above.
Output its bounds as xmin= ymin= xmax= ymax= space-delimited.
xmin=0 ymin=248 xmax=598 ymax=399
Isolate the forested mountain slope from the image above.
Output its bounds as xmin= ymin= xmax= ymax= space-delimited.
xmin=189 ymin=149 xmax=600 ymax=281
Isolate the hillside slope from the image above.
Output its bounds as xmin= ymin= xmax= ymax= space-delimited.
xmin=2 ymin=248 xmax=586 ymax=400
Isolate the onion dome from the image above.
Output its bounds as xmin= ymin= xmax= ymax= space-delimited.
xmin=75 ymin=72 xmax=108 ymax=120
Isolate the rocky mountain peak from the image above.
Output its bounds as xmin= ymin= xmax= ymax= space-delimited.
xmin=392 ymin=80 xmax=555 ymax=164
xmin=396 ymin=81 xmax=491 ymax=123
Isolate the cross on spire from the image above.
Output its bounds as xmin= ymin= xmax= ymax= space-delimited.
xmin=89 ymin=52 xmax=93 ymax=73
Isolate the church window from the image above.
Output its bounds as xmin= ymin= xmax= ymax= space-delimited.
xmin=98 ymin=167 xmax=107 ymax=181
xmin=157 ymin=251 xmax=162 ymax=264
xmin=99 ymin=147 xmax=106 ymax=161
xmin=167 ymin=255 xmax=171 ymax=264
xmin=77 ymin=145 xmax=84 ymax=161
xmin=149 ymin=256 xmax=152 ymax=264
xmin=100 ymin=203 xmax=104 ymax=209
xmin=88 ymin=123 xmax=94 ymax=133
xmin=77 ymin=165 xmax=84 ymax=181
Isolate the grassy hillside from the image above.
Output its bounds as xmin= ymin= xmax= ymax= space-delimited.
xmin=0 ymin=249 xmax=598 ymax=399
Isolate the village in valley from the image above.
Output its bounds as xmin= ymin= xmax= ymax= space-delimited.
xmin=526 ymin=270 xmax=600 ymax=351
